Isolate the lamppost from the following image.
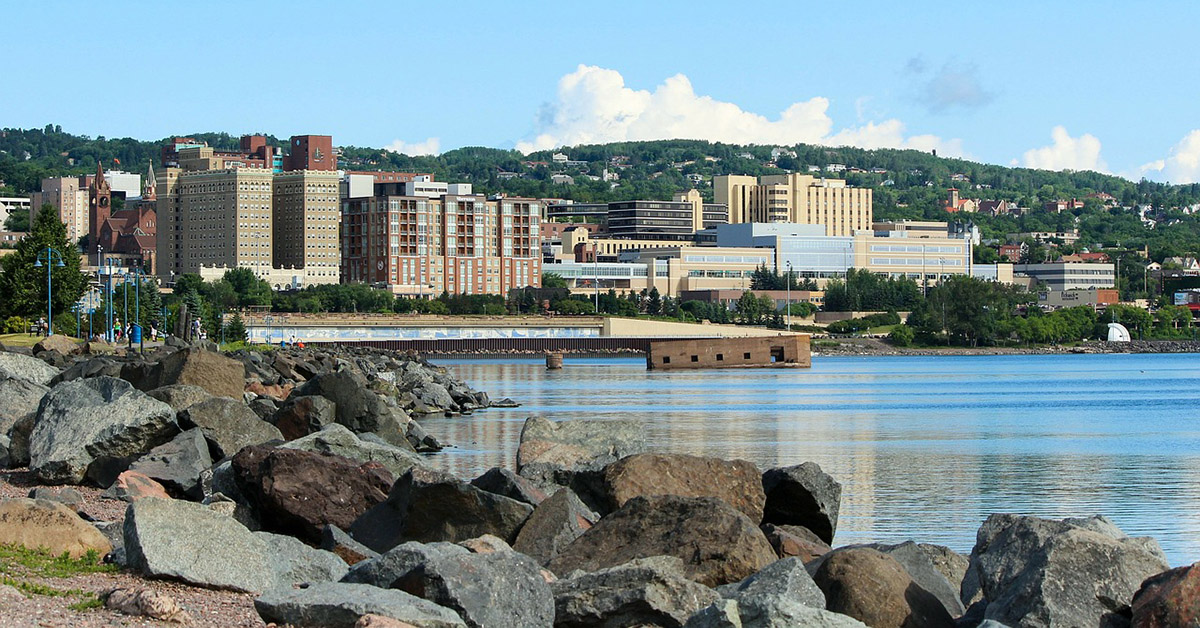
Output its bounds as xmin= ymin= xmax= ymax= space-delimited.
xmin=33 ymin=247 xmax=66 ymax=336
xmin=785 ymin=260 xmax=793 ymax=329
xmin=104 ymin=258 xmax=115 ymax=342
xmin=593 ymin=245 xmax=600 ymax=313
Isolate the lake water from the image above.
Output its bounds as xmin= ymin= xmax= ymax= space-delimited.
xmin=417 ymin=353 xmax=1200 ymax=566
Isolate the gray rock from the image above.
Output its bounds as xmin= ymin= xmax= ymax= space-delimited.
xmin=687 ymin=599 xmax=870 ymax=628
xmin=515 ymin=416 xmax=645 ymax=474
xmin=6 ymin=413 xmax=34 ymax=468
xmin=470 ymin=467 xmax=549 ymax=507
xmin=916 ymin=543 xmax=973 ymax=606
xmin=321 ymin=524 xmax=380 ymax=566
xmin=806 ymin=541 xmax=963 ymax=618
xmin=0 ymin=434 xmax=8 ymax=468
xmin=512 ymin=488 xmax=598 ymax=565
xmin=254 ymin=582 xmax=466 ymax=628
xmin=553 ymin=556 xmax=720 ymax=628
xmin=282 ymin=423 xmax=423 ymax=479
xmin=415 ymin=381 xmax=456 ymax=412
xmin=398 ymin=549 xmax=554 ymax=628
xmin=761 ymin=462 xmax=841 ymax=545
xmin=27 ymin=486 xmax=84 ymax=510
xmin=295 ymin=370 xmax=409 ymax=445
xmin=255 ymin=531 xmax=349 ymax=586
xmin=271 ymin=394 xmax=336 ymax=440
xmin=721 ymin=557 xmax=826 ymax=618
xmin=964 ymin=514 xmax=1169 ymax=628
xmin=124 ymin=496 xmax=275 ymax=593
xmin=342 ymin=541 xmax=469 ymax=589
xmin=248 ymin=397 xmax=279 ymax=422
xmin=146 ymin=384 xmax=213 ymax=412
xmin=0 ymin=376 xmax=48 ymax=434
xmin=178 ymin=397 xmax=283 ymax=459
xmin=0 ymin=351 xmax=60 ymax=385
xmin=350 ymin=467 xmax=533 ymax=553
xmin=30 ymin=377 xmax=178 ymax=485
xmin=129 ymin=428 xmax=213 ymax=498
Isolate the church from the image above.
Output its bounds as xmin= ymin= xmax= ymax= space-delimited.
xmin=90 ymin=162 xmax=157 ymax=274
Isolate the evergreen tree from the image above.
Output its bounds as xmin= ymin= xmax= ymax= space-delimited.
xmin=0 ymin=204 xmax=86 ymax=322
xmin=224 ymin=312 xmax=247 ymax=343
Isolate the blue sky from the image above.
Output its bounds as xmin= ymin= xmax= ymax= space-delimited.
xmin=5 ymin=1 xmax=1200 ymax=182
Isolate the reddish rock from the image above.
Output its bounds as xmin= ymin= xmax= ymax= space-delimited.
xmin=1132 ymin=562 xmax=1200 ymax=628
xmin=232 ymin=445 xmax=393 ymax=543
xmin=103 ymin=471 xmax=171 ymax=502
xmin=602 ymin=453 xmax=765 ymax=521
xmin=246 ymin=381 xmax=292 ymax=401
xmin=813 ymin=547 xmax=954 ymax=628
xmin=271 ymin=395 xmax=336 ymax=441
xmin=762 ymin=523 xmax=832 ymax=562
xmin=0 ymin=498 xmax=112 ymax=558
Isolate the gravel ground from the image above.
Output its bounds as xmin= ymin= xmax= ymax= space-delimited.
xmin=0 ymin=470 xmax=267 ymax=627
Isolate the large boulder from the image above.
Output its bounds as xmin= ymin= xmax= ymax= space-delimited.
xmin=272 ymin=394 xmax=337 ymax=440
xmin=469 ymin=467 xmax=548 ymax=507
xmin=0 ymin=498 xmax=113 ymax=558
xmin=516 ymin=416 xmax=645 ymax=473
xmin=33 ymin=334 xmax=79 ymax=356
xmin=761 ymin=523 xmax=831 ymax=562
xmin=178 ymin=397 xmax=283 ymax=459
xmin=255 ymin=582 xmax=465 ymax=628
xmin=146 ymin=384 xmax=213 ymax=413
xmin=257 ymin=530 xmax=349 ymax=587
xmin=761 ymin=462 xmax=842 ymax=545
xmin=150 ymin=348 xmax=245 ymax=399
xmin=1132 ymin=562 xmax=1200 ymax=628
xmin=812 ymin=547 xmax=955 ymax=628
xmin=232 ymin=445 xmax=393 ymax=543
xmin=394 ymin=549 xmax=554 ymax=628
xmin=350 ymin=467 xmax=533 ymax=553
xmin=322 ymin=524 xmax=380 ymax=566
xmin=128 ymin=428 xmax=213 ymax=499
xmin=0 ymin=351 xmax=59 ymax=385
xmin=602 ymin=453 xmax=765 ymax=521
xmin=282 ymin=423 xmax=423 ymax=479
xmin=295 ymin=370 xmax=409 ymax=445
xmin=342 ymin=541 xmax=470 ymax=589
xmin=0 ymin=375 xmax=48 ymax=434
xmin=963 ymin=514 xmax=1169 ymax=628
xmin=553 ymin=556 xmax=720 ymax=628
xmin=917 ymin=543 xmax=973 ymax=607
xmin=807 ymin=541 xmax=965 ymax=618
xmin=547 ymin=495 xmax=777 ymax=588
xmin=512 ymin=488 xmax=598 ymax=565
xmin=719 ymin=557 xmax=826 ymax=620
xmin=102 ymin=470 xmax=171 ymax=502
xmin=29 ymin=377 xmax=178 ymax=485
xmin=686 ymin=599 xmax=868 ymax=628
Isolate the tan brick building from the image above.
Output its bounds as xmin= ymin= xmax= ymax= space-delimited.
xmin=273 ymin=170 xmax=340 ymax=284
xmin=714 ymin=173 xmax=872 ymax=236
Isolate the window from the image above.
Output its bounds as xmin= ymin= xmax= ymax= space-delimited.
xmin=662 ymin=356 xmax=670 ymax=364
xmin=744 ymin=352 xmax=751 ymax=359
xmin=716 ymin=354 xmax=724 ymax=361
xmin=691 ymin=355 xmax=699 ymax=362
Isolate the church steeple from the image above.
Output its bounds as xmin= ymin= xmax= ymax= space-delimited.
xmin=143 ymin=163 xmax=157 ymax=200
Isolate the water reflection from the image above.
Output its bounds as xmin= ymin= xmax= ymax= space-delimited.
xmin=418 ymin=353 xmax=1200 ymax=565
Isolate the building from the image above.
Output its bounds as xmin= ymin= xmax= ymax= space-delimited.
xmin=0 ymin=197 xmax=29 ymax=229
xmin=1011 ymin=230 xmax=1081 ymax=245
xmin=547 ymin=190 xmax=726 ymax=240
xmin=943 ymin=188 xmax=979 ymax=213
xmin=714 ymin=223 xmax=853 ymax=281
xmin=30 ymin=176 xmax=89 ymax=242
xmin=714 ymin=173 xmax=872 ymax=236
xmin=171 ymin=167 xmax=276 ymax=276
xmin=1037 ymin=288 xmax=1119 ymax=310
xmin=341 ymin=181 xmax=541 ymax=296
xmin=272 ymin=170 xmax=340 ymax=284
xmin=90 ymin=163 xmax=158 ymax=272
xmin=1015 ymin=262 xmax=1115 ymax=291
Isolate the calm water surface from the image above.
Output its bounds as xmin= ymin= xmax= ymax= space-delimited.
xmin=418 ymin=353 xmax=1200 ymax=565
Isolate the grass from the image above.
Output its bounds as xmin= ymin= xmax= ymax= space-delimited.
xmin=0 ymin=545 xmax=114 ymax=610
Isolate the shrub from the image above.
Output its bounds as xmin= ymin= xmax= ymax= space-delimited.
xmin=889 ymin=324 xmax=915 ymax=347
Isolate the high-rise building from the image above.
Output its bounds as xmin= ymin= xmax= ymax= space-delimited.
xmin=174 ymin=167 xmax=275 ymax=274
xmin=31 ymin=176 xmax=89 ymax=242
xmin=272 ymin=170 xmax=340 ymax=283
xmin=714 ymin=173 xmax=872 ymax=236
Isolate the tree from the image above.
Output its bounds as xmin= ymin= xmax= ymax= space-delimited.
xmin=0 ymin=204 xmax=86 ymax=324
xmin=541 ymin=272 xmax=567 ymax=288
xmin=223 ymin=267 xmax=272 ymax=307
xmin=3 ymin=210 xmax=29 ymax=232
xmin=735 ymin=290 xmax=764 ymax=324
xmin=646 ymin=287 xmax=662 ymax=316
xmin=223 ymin=312 xmax=247 ymax=343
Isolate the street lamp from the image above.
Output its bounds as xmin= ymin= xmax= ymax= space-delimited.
xmin=785 ymin=260 xmax=793 ymax=329
xmin=33 ymin=247 xmax=66 ymax=336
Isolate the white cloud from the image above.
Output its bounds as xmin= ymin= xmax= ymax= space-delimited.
xmin=918 ymin=63 xmax=994 ymax=113
xmin=1021 ymin=126 xmax=1107 ymax=172
xmin=517 ymin=65 xmax=964 ymax=157
xmin=385 ymin=137 xmax=441 ymax=156
xmin=1136 ymin=130 xmax=1200 ymax=184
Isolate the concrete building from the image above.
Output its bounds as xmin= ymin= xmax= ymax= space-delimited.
xmin=341 ymin=181 xmax=541 ymax=296
xmin=0 ymin=197 xmax=30 ymax=229
xmin=856 ymin=224 xmax=971 ymax=285
xmin=1037 ymin=288 xmax=1119 ymax=310
xmin=715 ymin=223 xmax=853 ymax=281
xmin=1015 ymin=262 xmax=1115 ymax=291
xmin=714 ymin=173 xmax=872 ymax=236
xmin=272 ymin=170 xmax=340 ymax=284
xmin=174 ymin=167 xmax=275 ymax=275
xmin=547 ymin=189 xmax=725 ymax=238
xmin=30 ymin=176 xmax=89 ymax=242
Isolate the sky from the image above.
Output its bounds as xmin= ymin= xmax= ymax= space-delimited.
xmin=5 ymin=1 xmax=1200 ymax=183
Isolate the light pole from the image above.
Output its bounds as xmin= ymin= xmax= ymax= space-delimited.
xmin=104 ymin=258 xmax=114 ymax=342
xmin=593 ymin=245 xmax=599 ymax=314
xmin=785 ymin=260 xmax=793 ymax=329
xmin=33 ymin=247 xmax=66 ymax=336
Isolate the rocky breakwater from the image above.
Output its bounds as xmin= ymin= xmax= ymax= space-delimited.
xmin=3 ymin=341 xmax=1200 ymax=626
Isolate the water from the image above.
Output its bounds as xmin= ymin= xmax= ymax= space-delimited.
xmin=418 ymin=353 xmax=1200 ymax=565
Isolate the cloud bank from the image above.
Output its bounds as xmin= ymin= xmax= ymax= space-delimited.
xmin=517 ymin=65 xmax=964 ymax=157
xmin=1137 ymin=130 xmax=1200 ymax=184
xmin=1020 ymin=126 xmax=1107 ymax=173
xmin=908 ymin=59 xmax=994 ymax=113
xmin=385 ymin=137 xmax=441 ymax=156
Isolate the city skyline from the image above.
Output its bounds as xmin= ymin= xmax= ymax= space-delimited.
xmin=4 ymin=2 xmax=1198 ymax=183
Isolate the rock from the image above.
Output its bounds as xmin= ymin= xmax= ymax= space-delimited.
xmin=603 ymin=453 xmax=765 ymax=521
xmin=102 ymin=471 xmax=172 ymax=502
xmin=105 ymin=588 xmax=192 ymax=623
xmin=257 ymin=530 xmax=349 ymax=585
xmin=83 ymin=340 xmax=116 ymax=355
xmin=246 ymin=380 xmax=291 ymax=401
xmin=469 ymin=467 xmax=548 ymax=506
xmin=29 ymin=377 xmax=178 ymax=485
xmin=283 ymin=423 xmax=424 ymax=479
xmin=248 ymin=397 xmax=278 ymax=421
xmin=964 ymin=514 xmax=1169 ymax=628
xmin=351 ymin=467 xmax=533 ymax=552
xmin=916 ymin=543 xmax=972 ymax=606
xmin=512 ymin=488 xmax=598 ymax=565
xmin=516 ymin=416 xmax=645 ymax=473
xmin=150 ymin=348 xmax=246 ymax=399
xmin=178 ymin=397 xmax=283 ymax=459
xmin=394 ymin=548 xmax=554 ymax=628
xmin=342 ymin=541 xmax=470 ymax=589
xmin=0 ymin=375 xmax=48 ymax=433
xmin=146 ymin=384 xmax=213 ymax=412
xmin=124 ymin=497 xmax=275 ymax=593
xmin=547 ymin=495 xmax=777 ymax=588
xmin=356 ymin=614 xmax=419 ymax=628
xmin=721 ymin=557 xmax=826 ymax=617
xmin=405 ymin=420 xmax=442 ymax=453
xmin=456 ymin=534 xmax=512 ymax=554
xmin=812 ymin=547 xmax=955 ymax=628
xmin=761 ymin=523 xmax=831 ymax=562
xmin=26 ymin=486 xmax=84 ymax=510
xmin=232 ymin=445 xmax=393 ymax=543
xmin=128 ymin=428 xmax=213 ymax=499
xmin=323 ymin=524 xmax=381 ymax=566
xmin=0 ymin=497 xmax=113 ymax=558
xmin=553 ymin=556 xmax=720 ymax=628
xmin=295 ymin=370 xmax=409 ymax=445
xmin=255 ymin=582 xmax=466 ymax=628
xmin=761 ymin=462 xmax=842 ymax=545
xmin=0 ymin=584 xmax=23 ymax=604
xmin=808 ymin=541 xmax=965 ymax=618
xmin=1132 ymin=562 xmax=1200 ymax=628
xmin=0 ymin=351 xmax=60 ymax=385
xmin=272 ymin=394 xmax=337 ymax=440
xmin=686 ymin=599 xmax=869 ymax=628
xmin=6 ymin=413 xmax=34 ymax=467
xmin=0 ymin=435 xmax=8 ymax=469
xmin=33 ymin=334 xmax=79 ymax=356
